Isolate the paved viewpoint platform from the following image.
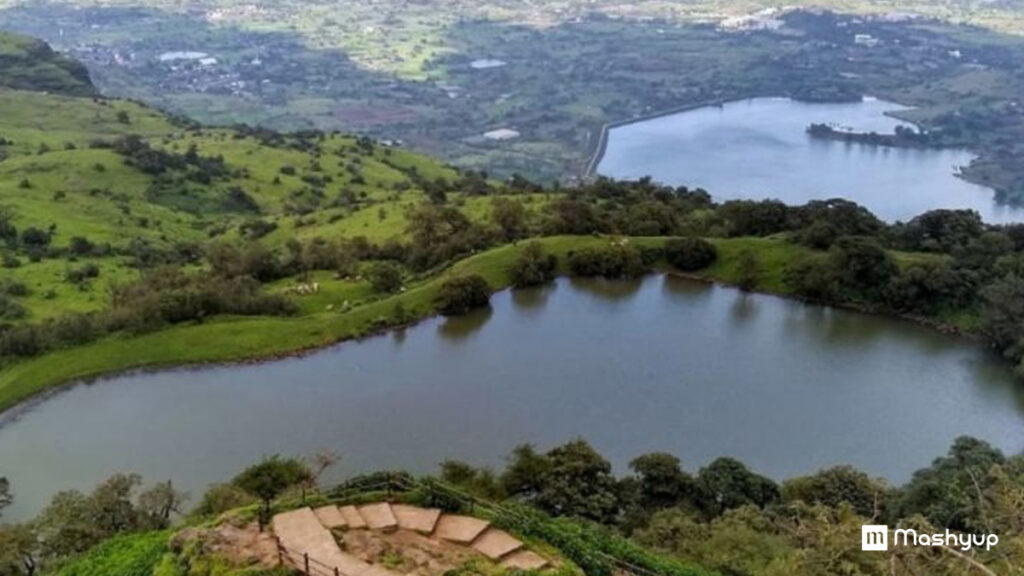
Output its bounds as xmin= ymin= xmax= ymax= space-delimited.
xmin=273 ymin=503 xmax=548 ymax=575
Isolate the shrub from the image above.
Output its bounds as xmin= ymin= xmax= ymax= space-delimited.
xmin=0 ymin=294 xmax=27 ymax=321
xmin=435 ymin=275 xmax=491 ymax=316
xmin=57 ymin=531 xmax=168 ymax=576
xmin=66 ymin=263 xmax=101 ymax=284
xmin=2 ymin=280 xmax=28 ymax=297
xmin=366 ymin=262 xmax=403 ymax=294
xmin=509 ymin=243 xmax=558 ymax=288
xmin=665 ymin=238 xmax=717 ymax=272
xmin=567 ymin=244 xmax=646 ymax=279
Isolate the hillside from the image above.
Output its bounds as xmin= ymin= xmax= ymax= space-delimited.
xmin=3 ymin=31 xmax=1024 ymax=422
xmin=0 ymin=31 xmax=93 ymax=95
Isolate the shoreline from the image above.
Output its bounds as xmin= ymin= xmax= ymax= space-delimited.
xmin=583 ymin=98 xmax=732 ymax=177
xmin=0 ymin=254 xmax=994 ymax=424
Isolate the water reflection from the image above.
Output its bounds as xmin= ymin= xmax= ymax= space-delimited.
xmin=437 ymin=306 xmax=494 ymax=341
xmin=569 ymin=276 xmax=643 ymax=300
xmin=660 ymin=275 xmax=714 ymax=300
xmin=510 ymin=283 xmax=556 ymax=315
xmin=729 ymin=292 xmax=759 ymax=324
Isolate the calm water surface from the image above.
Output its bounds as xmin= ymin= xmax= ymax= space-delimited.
xmin=2 ymin=276 xmax=1023 ymax=519
xmin=598 ymin=97 xmax=1024 ymax=223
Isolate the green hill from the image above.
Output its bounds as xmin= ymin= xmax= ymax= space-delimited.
xmin=0 ymin=31 xmax=94 ymax=95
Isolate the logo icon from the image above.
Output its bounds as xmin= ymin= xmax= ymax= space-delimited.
xmin=862 ymin=525 xmax=889 ymax=551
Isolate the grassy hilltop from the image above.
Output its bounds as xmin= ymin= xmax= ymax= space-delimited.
xmin=0 ymin=31 xmax=94 ymax=96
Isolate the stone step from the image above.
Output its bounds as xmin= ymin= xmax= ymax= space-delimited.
xmin=339 ymin=505 xmax=368 ymax=529
xmin=433 ymin=514 xmax=491 ymax=544
xmin=273 ymin=507 xmax=377 ymax=576
xmin=358 ymin=502 xmax=399 ymax=532
xmin=471 ymin=527 xmax=524 ymax=560
xmin=500 ymin=550 xmax=550 ymax=571
xmin=391 ymin=504 xmax=442 ymax=534
xmin=314 ymin=505 xmax=348 ymax=529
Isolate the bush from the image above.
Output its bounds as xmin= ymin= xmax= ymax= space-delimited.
xmin=66 ymin=263 xmax=101 ymax=284
xmin=69 ymin=236 xmax=95 ymax=256
xmin=435 ymin=275 xmax=491 ymax=316
xmin=0 ymin=294 xmax=27 ymax=321
xmin=57 ymin=531 xmax=169 ymax=576
xmin=366 ymin=262 xmax=403 ymax=294
xmin=509 ymin=242 xmax=558 ymax=288
xmin=568 ymin=244 xmax=647 ymax=279
xmin=665 ymin=238 xmax=717 ymax=272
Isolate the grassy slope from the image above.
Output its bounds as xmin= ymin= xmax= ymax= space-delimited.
xmin=0 ymin=77 xmax=951 ymax=415
xmin=0 ymin=31 xmax=94 ymax=96
xmin=0 ymin=235 xmax=945 ymax=414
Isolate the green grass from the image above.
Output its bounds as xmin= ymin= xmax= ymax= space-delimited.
xmin=0 ymin=234 xmax=933 ymax=414
xmin=56 ymin=531 xmax=170 ymax=576
xmin=0 ymin=31 xmax=95 ymax=96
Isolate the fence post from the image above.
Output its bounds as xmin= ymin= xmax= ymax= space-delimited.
xmin=304 ymin=553 xmax=310 ymax=575
xmin=387 ymin=473 xmax=393 ymax=501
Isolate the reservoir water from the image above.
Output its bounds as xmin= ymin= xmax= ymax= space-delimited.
xmin=2 ymin=276 xmax=1023 ymax=520
xmin=597 ymin=97 xmax=1024 ymax=224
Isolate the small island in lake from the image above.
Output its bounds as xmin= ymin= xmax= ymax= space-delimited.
xmin=806 ymin=122 xmax=934 ymax=148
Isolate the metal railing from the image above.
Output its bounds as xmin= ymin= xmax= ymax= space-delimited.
xmin=277 ymin=473 xmax=686 ymax=576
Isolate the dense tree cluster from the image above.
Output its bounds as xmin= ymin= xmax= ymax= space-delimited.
xmin=664 ymin=238 xmax=717 ymax=272
xmin=509 ymin=242 xmax=558 ymax=288
xmin=434 ymin=275 xmax=491 ymax=316
xmin=441 ymin=436 xmax=1024 ymax=576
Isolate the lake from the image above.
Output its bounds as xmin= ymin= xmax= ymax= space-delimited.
xmin=3 ymin=276 xmax=1023 ymax=520
xmin=597 ymin=97 xmax=1024 ymax=224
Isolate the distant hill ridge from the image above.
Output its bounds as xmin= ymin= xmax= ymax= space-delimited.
xmin=0 ymin=30 xmax=95 ymax=96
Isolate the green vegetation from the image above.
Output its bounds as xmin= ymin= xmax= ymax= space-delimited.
xmin=0 ymin=31 xmax=93 ymax=96
xmin=232 ymin=457 xmax=312 ymax=530
xmin=1 ymin=3 xmax=1024 ymax=190
xmin=55 ymin=531 xmax=169 ymax=576
xmin=6 ymin=432 xmax=1022 ymax=576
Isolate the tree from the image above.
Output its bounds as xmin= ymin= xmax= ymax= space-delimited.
xmin=434 ymin=275 xmax=491 ymax=316
xmin=0 ymin=477 xmax=10 ymax=519
xmin=695 ymin=458 xmax=779 ymax=518
xmin=830 ymin=236 xmax=897 ymax=299
xmin=781 ymin=466 xmax=884 ymax=518
xmin=366 ymin=262 xmax=403 ymax=294
xmin=890 ymin=436 xmax=1005 ymax=530
xmin=0 ymin=524 xmax=38 ymax=576
xmin=629 ymin=453 xmax=696 ymax=510
xmin=137 ymin=481 xmax=188 ymax=529
xmin=509 ymin=242 xmax=557 ymax=288
xmin=735 ymin=249 xmax=761 ymax=291
xmin=232 ymin=456 xmax=312 ymax=530
xmin=665 ymin=238 xmax=717 ymax=272
xmin=784 ymin=257 xmax=839 ymax=301
xmin=980 ymin=273 xmax=1024 ymax=370
xmin=567 ymin=244 xmax=646 ymax=279
xmin=192 ymin=483 xmax=254 ymax=518
xmin=535 ymin=439 xmax=620 ymax=523
xmin=35 ymin=490 xmax=100 ymax=559
xmin=502 ymin=444 xmax=551 ymax=498
xmin=89 ymin=474 xmax=144 ymax=536
xmin=492 ymin=197 xmax=528 ymax=241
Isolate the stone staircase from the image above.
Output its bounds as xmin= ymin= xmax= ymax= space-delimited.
xmin=273 ymin=502 xmax=549 ymax=576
